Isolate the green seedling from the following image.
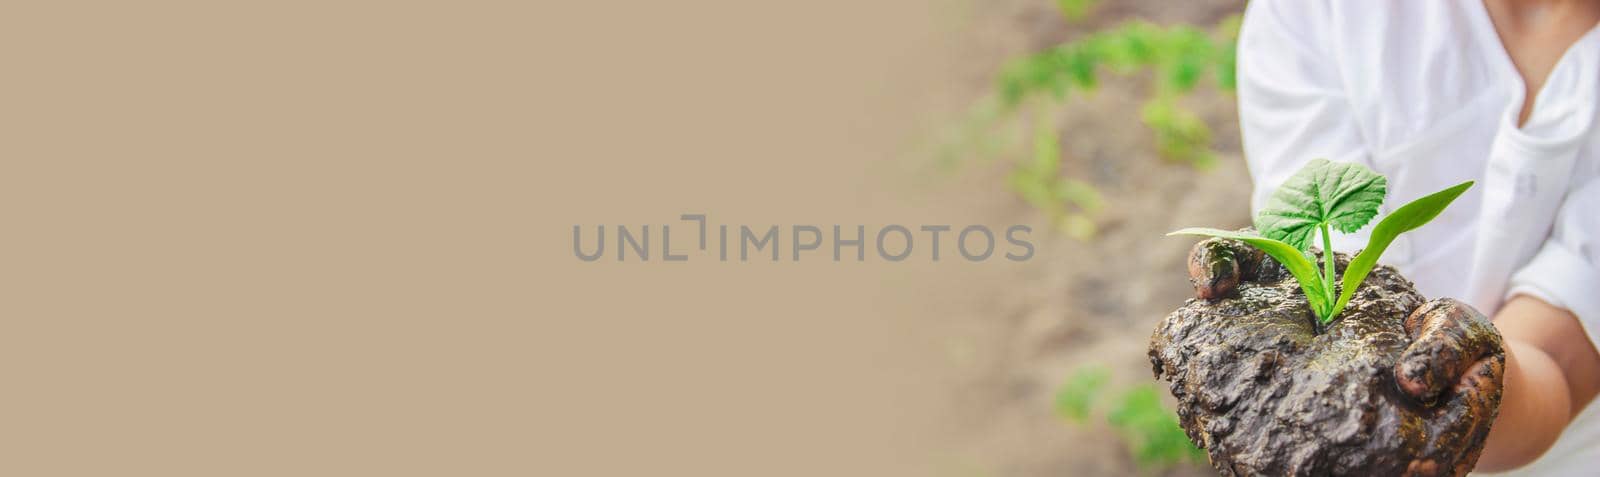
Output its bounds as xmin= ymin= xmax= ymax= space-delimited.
xmin=1053 ymin=366 xmax=1108 ymax=422
xmin=1108 ymin=385 xmax=1206 ymax=468
xmin=1054 ymin=0 xmax=1100 ymax=23
xmin=935 ymin=12 xmax=1242 ymax=237
xmin=1169 ymin=159 xmax=1473 ymax=323
xmin=1053 ymin=367 xmax=1204 ymax=471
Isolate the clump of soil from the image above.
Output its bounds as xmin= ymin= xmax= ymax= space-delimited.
xmin=1149 ymin=249 xmax=1503 ymax=476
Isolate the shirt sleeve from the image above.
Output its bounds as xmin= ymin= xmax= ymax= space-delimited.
xmin=1237 ymin=0 xmax=1370 ymax=214
xmin=1507 ymin=178 xmax=1600 ymax=351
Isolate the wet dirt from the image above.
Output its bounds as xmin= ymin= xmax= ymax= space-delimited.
xmin=1150 ymin=251 xmax=1504 ymax=476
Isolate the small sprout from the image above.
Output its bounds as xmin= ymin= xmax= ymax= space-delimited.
xmin=1054 ymin=366 xmax=1109 ymax=422
xmin=1054 ymin=367 xmax=1204 ymax=471
xmin=1169 ymin=159 xmax=1472 ymax=324
xmin=1108 ymin=385 xmax=1207 ymax=468
xmin=1054 ymin=0 xmax=1100 ymax=23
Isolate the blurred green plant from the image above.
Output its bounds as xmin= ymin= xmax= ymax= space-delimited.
xmin=940 ymin=6 xmax=1242 ymax=239
xmin=1008 ymin=109 xmax=1105 ymax=240
xmin=997 ymin=17 xmax=1240 ymax=167
xmin=1053 ymin=366 xmax=1206 ymax=472
xmin=1054 ymin=0 xmax=1100 ymax=23
xmin=1108 ymin=385 xmax=1206 ymax=469
xmin=1053 ymin=365 xmax=1108 ymax=422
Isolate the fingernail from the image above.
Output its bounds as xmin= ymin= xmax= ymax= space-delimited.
xmin=1396 ymin=359 xmax=1434 ymax=399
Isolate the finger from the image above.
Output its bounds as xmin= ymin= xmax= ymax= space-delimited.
xmin=1394 ymin=299 xmax=1504 ymax=404
xmin=1402 ymin=298 xmax=1453 ymax=337
xmin=1187 ymin=238 xmax=1238 ymax=299
xmin=1406 ymin=355 xmax=1505 ymax=477
xmin=1186 ymin=237 xmax=1264 ymax=299
xmin=1442 ymin=355 xmax=1506 ymax=476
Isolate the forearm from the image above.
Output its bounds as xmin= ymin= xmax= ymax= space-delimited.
xmin=1476 ymin=340 xmax=1571 ymax=471
xmin=1476 ymin=295 xmax=1600 ymax=472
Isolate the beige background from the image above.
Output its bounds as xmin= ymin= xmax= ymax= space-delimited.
xmin=2 ymin=1 xmax=1021 ymax=475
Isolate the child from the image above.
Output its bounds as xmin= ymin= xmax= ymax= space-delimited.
xmin=1220 ymin=0 xmax=1600 ymax=473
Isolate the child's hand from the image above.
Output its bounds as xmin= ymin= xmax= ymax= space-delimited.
xmin=1394 ymin=298 xmax=1506 ymax=406
xmin=1185 ymin=233 xmax=1278 ymax=299
xmin=1392 ymin=298 xmax=1506 ymax=475
xmin=1159 ymin=245 xmax=1505 ymax=474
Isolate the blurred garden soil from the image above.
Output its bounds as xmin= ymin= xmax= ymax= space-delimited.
xmin=924 ymin=1 xmax=1249 ymax=475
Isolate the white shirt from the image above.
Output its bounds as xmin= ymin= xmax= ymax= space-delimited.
xmin=1238 ymin=1 xmax=1600 ymax=474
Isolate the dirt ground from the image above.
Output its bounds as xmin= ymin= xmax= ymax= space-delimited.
xmin=924 ymin=1 xmax=1251 ymax=475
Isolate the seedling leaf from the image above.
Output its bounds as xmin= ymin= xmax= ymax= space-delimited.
xmin=1172 ymin=161 xmax=1467 ymax=325
xmin=1330 ymin=181 xmax=1473 ymax=318
xmin=1255 ymin=159 xmax=1387 ymax=251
